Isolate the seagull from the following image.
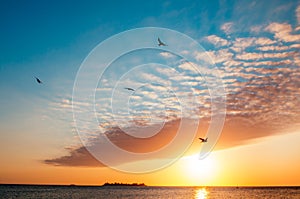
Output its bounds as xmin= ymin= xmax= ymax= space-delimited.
xmin=124 ymin=87 xmax=135 ymax=91
xmin=35 ymin=76 xmax=43 ymax=84
xmin=158 ymin=37 xmax=167 ymax=46
xmin=198 ymin=137 xmax=208 ymax=143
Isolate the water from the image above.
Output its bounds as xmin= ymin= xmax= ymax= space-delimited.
xmin=0 ymin=185 xmax=300 ymax=199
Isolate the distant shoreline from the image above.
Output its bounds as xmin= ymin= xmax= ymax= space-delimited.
xmin=0 ymin=183 xmax=147 ymax=187
xmin=0 ymin=184 xmax=300 ymax=188
xmin=101 ymin=182 xmax=146 ymax=187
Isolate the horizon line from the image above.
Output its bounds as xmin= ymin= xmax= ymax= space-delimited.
xmin=1 ymin=183 xmax=300 ymax=188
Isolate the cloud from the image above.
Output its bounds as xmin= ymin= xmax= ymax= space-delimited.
xmin=265 ymin=22 xmax=300 ymax=42
xmin=250 ymin=25 xmax=263 ymax=33
xmin=155 ymin=66 xmax=177 ymax=76
xmin=256 ymin=45 xmax=289 ymax=51
xmin=178 ymin=62 xmax=196 ymax=72
xmin=205 ymin=35 xmax=230 ymax=47
xmin=235 ymin=51 xmax=298 ymax=61
xmin=205 ymin=49 xmax=234 ymax=64
xmin=226 ymin=71 xmax=300 ymax=125
xmin=241 ymin=59 xmax=293 ymax=67
xmin=45 ymin=16 xmax=300 ymax=167
xmin=140 ymin=72 xmax=171 ymax=86
xmin=45 ymin=84 xmax=300 ymax=167
xmin=254 ymin=37 xmax=277 ymax=46
xmin=159 ymin=52 xmax=175 ymax=58
xmin=45 ymin=58 xmax=300 ymax=167
xmin=291 ymin=43 xmax=300 ymax=49
xmin=221 ymin=22 xmax=234 ymax=34
xmin=43 ymin=119 xmax=197 ymax=167
xmin=265 ymin=22 xmax=292 ymax=33
xmin=231 ymin=37 xmax=277 ymax=52
xmin=44 ymin=146 xmax=104 ymax=167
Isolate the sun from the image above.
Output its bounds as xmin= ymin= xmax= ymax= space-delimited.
xmin=181 ymin=154 xmax=218 ymax=185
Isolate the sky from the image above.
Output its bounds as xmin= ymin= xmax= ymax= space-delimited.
xmin=0 ymin=0 xmax=300 ymax=186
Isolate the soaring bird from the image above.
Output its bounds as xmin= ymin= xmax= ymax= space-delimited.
xmin=124 ymin=87 xmax=135 ymax=91
xmin=158 ymin=37 xmax=167 ymax=46
xmin=35 ymin=76 xmax=43 ymax=84
xmin=199 ymin=137 xmax=208 ymax=143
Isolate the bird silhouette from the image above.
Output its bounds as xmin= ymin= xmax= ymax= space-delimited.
xmin=198 ymin=137 xmax=208 ymax=143
xmin=35 ymin=76 xmax=43 ymax=84
xmin=158 ymin=37 xmax=167 ymax=46
xmin=124 ymin=87 xmax=135 ymax=91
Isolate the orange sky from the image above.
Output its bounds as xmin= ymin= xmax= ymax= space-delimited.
xmin=1 ymin=0 xmax=300 ymax=187
xmin=1 ymin=129 xmax=300 ymax=186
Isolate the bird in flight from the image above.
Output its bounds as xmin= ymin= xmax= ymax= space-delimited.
xmin=35 ymin=76 xmax=43 ymax=84
xmin=199 ymin=137 xmax=208 ymax=143
xmin=124 ymin=87 xmax=135 ymax=91
xmin=158 ymin=37 xmax=167 ymax=46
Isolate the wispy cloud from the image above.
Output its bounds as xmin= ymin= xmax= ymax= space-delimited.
xmin=250 ymin=25 xmax=263 ymax=33
xmin=231 ymin=37 xmax=276 ymax=52
xmin=205 ymin=35 xmax=230 ymax=47
xmin=177 ymin=61 xmax=195 ymax=72
xmin=159 ymin=52 xmax=175 ymax=58
xmin=43 ymin=119 xmax=190 ymax=167
xmin=221 ymin=22 xmax=234 ymax=35
xmin=265 ymin=22 xmax=300 ymax=42
xmin=44 ymin=5 xmax=300 ymax=168
xmin=235 ymin=51 xmax=298 ymax=61
xmin=256 ymin=45 xmax=289 ymax=51
xmin=44 ymin=146 xmax=104 ymax=167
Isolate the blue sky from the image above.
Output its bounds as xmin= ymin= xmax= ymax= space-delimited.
xmin=0 ymin=0 xmax=300 ymax=179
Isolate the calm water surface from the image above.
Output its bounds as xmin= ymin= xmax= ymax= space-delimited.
xmin=0 ymin=185 xmax=299 ymax=199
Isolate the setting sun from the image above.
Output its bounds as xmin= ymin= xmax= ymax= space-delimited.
xmin=182 ymin=154 xmax=218 ymax=185
xmin=1 ymin=0 xmax=300 ymax=198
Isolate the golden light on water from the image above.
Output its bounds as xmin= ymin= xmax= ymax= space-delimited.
xmin=195 ymin=188 xmax=208 ymax=199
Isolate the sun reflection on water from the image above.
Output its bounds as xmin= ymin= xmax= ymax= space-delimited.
xmin=195 ymin=188 xmax=208 ymax=199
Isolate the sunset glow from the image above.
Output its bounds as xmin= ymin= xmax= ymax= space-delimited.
xmin=0 ymin=0 xmax=300 ymax=187
xmin=182 ymin=155 xmax=218 ymax=184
